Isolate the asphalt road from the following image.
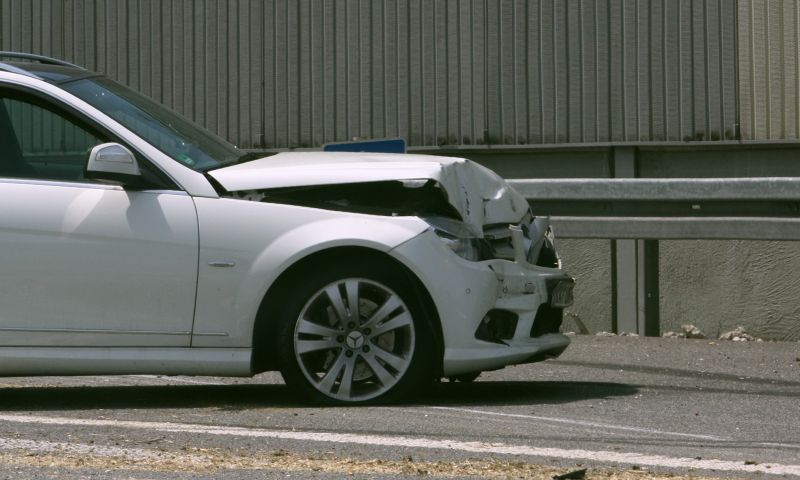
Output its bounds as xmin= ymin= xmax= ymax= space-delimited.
xmin=0 ymin=335 xmax=797 ymax=479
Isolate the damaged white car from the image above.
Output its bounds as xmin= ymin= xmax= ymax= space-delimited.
xmin=0 ymin=53 xmax=574 ymax=404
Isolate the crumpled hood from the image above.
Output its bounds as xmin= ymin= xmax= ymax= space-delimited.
xmin=208 ymin=152 xmax=530 ymax=232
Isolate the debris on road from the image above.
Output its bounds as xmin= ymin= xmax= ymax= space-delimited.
xmin=553 ymin=467 xmax=587 ymax=479
xmin=565 ymin=311 xmax=590 ymax=334
xmin=0 ymin=444 xmax=730 ymax=480
xmin=584 ymin=331 xmax=640 ymax=337
xmin=719 ymin=326 xmax=763 ymax=342
xmin=662 ymin=324 xmax=707 ymax=339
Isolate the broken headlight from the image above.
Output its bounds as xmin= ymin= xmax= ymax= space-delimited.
xmin=424 ymin=217 xmax=483 ymax=261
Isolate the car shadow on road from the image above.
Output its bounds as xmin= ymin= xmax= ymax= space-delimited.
xmin=554 ymin=360 xmax=800 ymax=389
xmin=0 ymin=380 xmax=637 ymax=411
xmin=426 ymin=380 xmax=638 ymax=407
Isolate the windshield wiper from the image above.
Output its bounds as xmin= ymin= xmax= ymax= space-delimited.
xmin=236 ymin=151 xmax=266 ymax=164
xmin=198 ymin=151 xmax=266 ymax=173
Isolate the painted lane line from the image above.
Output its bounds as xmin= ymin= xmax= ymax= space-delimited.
xmin=428 ymin=406 xmax=725 ymax=441
xmin=0 ymin=414 xmax=797 ymax=476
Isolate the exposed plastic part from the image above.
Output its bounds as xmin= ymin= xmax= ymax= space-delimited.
xmin=530 ymin=304 xmax=564 ymax=337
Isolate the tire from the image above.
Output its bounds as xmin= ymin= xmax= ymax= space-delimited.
xmin=275 ymin=258 xmax=434 ymax=405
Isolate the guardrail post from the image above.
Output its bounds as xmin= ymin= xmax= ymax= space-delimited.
xmin=643 ymin=240 xmax=660 ymax=336
xmin=612 ymin=147 xmax=660 ymax=336
xmin=612 ymin=147 xmax=638 ymax=334
xmin=614 ymin=238 xmax=640 ymax=334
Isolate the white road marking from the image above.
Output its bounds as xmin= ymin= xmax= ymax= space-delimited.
xmin=428 ymin=406 xmax=725 ymax=441
xmin=756 ymin=442 xmax=800 ymax=449
xmin=0 ymin=414 xmax=797 ymax=476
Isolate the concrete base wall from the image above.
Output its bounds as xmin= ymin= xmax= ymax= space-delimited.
xmin=557 ymin=239 xmax=613 ymax=334
xmin=558 ymin=239 xmax=800 ymax=341
xmin=659 ymin=240 xmax=800 ymax=341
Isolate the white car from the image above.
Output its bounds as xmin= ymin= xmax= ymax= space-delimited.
xmin=0 ymin=52 xmax=574 ymax=404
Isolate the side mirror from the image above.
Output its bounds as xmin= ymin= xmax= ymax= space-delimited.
xmin=85 ymin=142 xmax=141 ymax=182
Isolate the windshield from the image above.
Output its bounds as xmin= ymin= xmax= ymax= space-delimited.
xmin=62 ymin=77 xmax=245 ymax=171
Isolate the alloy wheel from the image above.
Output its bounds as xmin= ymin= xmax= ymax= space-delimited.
xmin=292 ymin=278 xmax=416 ymax=402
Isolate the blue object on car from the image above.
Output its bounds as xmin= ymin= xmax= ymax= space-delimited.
xmin=323 ymin=138 xmax=406 ymax=154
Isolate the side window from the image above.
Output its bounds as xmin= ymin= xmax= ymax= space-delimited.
xmin=0 ymin=93 xmax=107 ymax=181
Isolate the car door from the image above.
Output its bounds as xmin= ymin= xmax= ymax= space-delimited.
xmin=0 ymin=87 xmax=198 ymax=347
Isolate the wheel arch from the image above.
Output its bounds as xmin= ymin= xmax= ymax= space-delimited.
xmin=250 ymin=246 xmax=444 ymax=377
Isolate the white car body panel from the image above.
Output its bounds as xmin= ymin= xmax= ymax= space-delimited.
xmin=390 ymin=230 xmax=571 ymax=376
xmin=0 ymin=64 xmax=573 ymax=393
xmin=0 ymin=347 xmax=251 ymax=376
xmin=191 ymin=196 xmax=428 ymax=347
xmin=0 ymin=179 xmax=198 ymax=347
xmin=208 ymin=152 xmax=531 ymax=234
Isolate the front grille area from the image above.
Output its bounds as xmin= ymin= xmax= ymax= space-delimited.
xmin=530 ymin=304 xmax=564 ymax=337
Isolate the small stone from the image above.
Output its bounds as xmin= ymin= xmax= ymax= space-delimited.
xmin=719 ymin=326 xmax=760 ymax=342
xmin=662 ymin=325 xmax=706 ymax=339
xmin=681 ymin=324 xmax=707 ymax=339
xmin=595 ymin=331 xmax=617 ymax=337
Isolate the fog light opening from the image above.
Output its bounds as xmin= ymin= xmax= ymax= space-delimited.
xmin=474 ymin=309 xmax=518 ymax=344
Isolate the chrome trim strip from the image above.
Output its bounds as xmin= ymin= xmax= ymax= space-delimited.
xmin=0 ymin=327 xmax=189 ymax=335
xmin=192 ymin=332 xmax=230 ymax=337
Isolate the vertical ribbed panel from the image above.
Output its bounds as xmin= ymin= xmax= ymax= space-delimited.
xmin=738 ymin=0 xmax=800 ymax=140
xmin=0 ymin=0 xmax=739 ymax=148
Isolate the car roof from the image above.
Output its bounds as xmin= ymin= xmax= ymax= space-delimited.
xmin=2 ymin=61 xmax=98 ymax=83
xmin=0 ymin=52 xmax=99 ymax=85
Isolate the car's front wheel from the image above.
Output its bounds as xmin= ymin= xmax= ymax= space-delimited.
xmin=275 ymin=259 xmax=433 ymax=404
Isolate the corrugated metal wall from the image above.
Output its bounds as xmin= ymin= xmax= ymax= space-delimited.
xmin=1 ymin=0 xmax=739 ymax=148
xmin=738 ymin=0 xmax=800 ymax=140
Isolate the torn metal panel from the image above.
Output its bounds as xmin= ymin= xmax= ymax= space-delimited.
xmin=207 ymin=152 xmax=530 ymax=234
xmin=227 ymin=180 xmax=462 ymax=221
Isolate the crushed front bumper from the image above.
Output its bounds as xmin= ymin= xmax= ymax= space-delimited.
xmin=390 ymin=224 xmax=574 ymax=377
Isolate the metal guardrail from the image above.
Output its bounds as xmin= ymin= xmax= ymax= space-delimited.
xmin=508 ymin=177 xmax=800 ymax=240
